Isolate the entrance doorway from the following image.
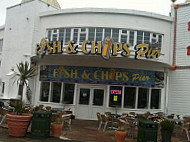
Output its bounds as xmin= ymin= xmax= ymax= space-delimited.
xmin=76 ymin=85 xmax=106 ymax=120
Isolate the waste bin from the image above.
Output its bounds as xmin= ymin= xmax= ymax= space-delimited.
xmin=137 ymin=120 xmax=158 ymax=142
xmin=30 ymin=111 xmax=52 ymax=139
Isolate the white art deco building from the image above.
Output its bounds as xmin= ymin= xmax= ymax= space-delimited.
xmin=0 ymin=0 xmax=189 ymax=120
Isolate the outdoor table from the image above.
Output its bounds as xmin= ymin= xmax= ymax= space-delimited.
xmin=109 ymin=114 xmax=121 ymax=130
xmin=168 ymin=118 xmax=184 ymax=125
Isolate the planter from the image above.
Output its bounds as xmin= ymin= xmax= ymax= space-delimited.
xmin=115 ymin=130 xmax=127 ymax=142
xmin=51 ymin=123 xmax=63 ymax=137
xmin=161 ymin=130 xmax=172 ymax=142
xmin=6 ymin=113 xmax=32 ymax=137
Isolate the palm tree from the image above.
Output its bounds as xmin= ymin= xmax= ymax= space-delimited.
xmin=16 ymin=61 xmax=36 ymax=102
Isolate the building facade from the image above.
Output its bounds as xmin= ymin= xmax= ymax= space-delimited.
xmin=1 ymin=0 xmax=188 ymax=120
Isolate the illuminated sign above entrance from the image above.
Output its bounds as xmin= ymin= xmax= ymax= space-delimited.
xmin=111 ymin=89 xmax=122 ymax=95
xmin=35 ymin=38 xmax=161 ymax=60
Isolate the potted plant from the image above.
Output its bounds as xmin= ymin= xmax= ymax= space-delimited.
xmin=6 ymin=61 xmax=36 ymax=137
xmin=160 ymin=119 xmax=174 ymax=142
xmin=115 ymin=126 xmax=127 ymax=142
xmin=51 ymin=117 xmax=63 ymax=137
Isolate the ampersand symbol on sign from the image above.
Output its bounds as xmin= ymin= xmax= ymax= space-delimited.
xmin=66 ymin=40 xmax=78 ymax=54
xmin=81 ymin=70 xmax=90 ymax=79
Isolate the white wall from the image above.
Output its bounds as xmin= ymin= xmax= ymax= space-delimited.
xmin=0 ymin=0 xmax=57 ymax=99
xmin=168 ymin=3 xmax=190 ymax=116
xmin=37 ymin=8 xmax=173 ymax=65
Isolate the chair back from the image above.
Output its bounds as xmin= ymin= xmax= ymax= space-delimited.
xmin=105 ymin=112 xmax=111 ymax=116
xmin=96 ymin=112 xmax=101 ymax=121
xmin=101 ymin=114 xmax=106 ymax=122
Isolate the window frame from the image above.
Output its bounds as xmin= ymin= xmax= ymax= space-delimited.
xmin=40 ymin=81 xmax=75 ymax=104
xmin=46 ymin=27 xmax=164 ymax=51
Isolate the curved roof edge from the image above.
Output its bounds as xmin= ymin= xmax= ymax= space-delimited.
xmin=39 ymin=8 xmax=173 ymax=22
xmin=0 ymin=25 xmax=5 ymax=30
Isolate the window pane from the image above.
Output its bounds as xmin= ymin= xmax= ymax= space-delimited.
xmin=158 ymin=35 xmax=162 ymax=48
xmin=65 ymin=28 xmax=71 ymax=44
xmin=47 ymin=31 xmax=51 ymax=41
xmin=79 ymin=88 xmax=90 ymax=105
xmin=109 ymin=86 xmax=122 ymax=107
xmin=151 ymin=89 xmax=161 ymax=109
xmin=137 ymin=31 xmax=143 ymax=44
xmin=93 ymin=89 xmax=104 ymax=106
xmin=53 ymin=34 xmax=57 ymax=41
xmin=144 ymin=32 xmax=150 ymax=44
xmin=138 ymin=88 xmax=149 ymax=109
xmin=96 ymin=28 xmax=103 ymax=41
xmin=40 ymin=82 xmax=50 ymax=102
xmin=2 ymin=82 xmax=5 ymax=94
xmin=121 ymin=35 xmax=127 ymax=43
xmin=80 ymin=34 xmax=86 ymax=43
xmin=59 ymin=28 xmax=65 ymax=41
xmin=73 ymin=29 xmax=78 ymax=42
xmin=63 ymin=83 xmax=75 ymax=104
xmin=152 ymin=33 xmax=157 ymax=43
xmin=124 ymin=87 xmax=136 ymax=108
xmin=112 ymin=28 xmax=119 ymax=42
xmin=88 ymin=28 xmax=95 ymax=41
xmin=129 ymin=31 xmax=134 ymax=46
xmin=52 ymin=82 xmax=61 ymax=103
xmin=104 ymin=28 xmax=111 ymax=39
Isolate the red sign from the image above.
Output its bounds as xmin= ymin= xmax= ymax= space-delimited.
xmin=187 ymin=46 xmax=190 ymax=55
xmin=111 ymin=90 xmax=121 ymax=95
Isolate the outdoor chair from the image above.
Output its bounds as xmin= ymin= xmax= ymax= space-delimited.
xmin=100 ymin=114 xmax=112 ymax=131
xmin=96 ymin=112 xmax=102 ymax=130
xmin=181 ymin=117 xmax=190 ymax=141
xmin=125 ymin=117 xmax=138 ymax=139
xmin=61 ymin=111 xmax=72 ymax=130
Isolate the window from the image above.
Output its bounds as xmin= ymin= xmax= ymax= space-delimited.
xmin=104 ymin=28 xmax=111 ymax=40
xmin=65 ymin=28 xmax=71 ymax=44
xmin=112 ymin=28 xmax=119 ymax=42
xmin=63 ymin=83 xmax=75 ymax=104
xmin=138 ymin=88 xmax=149 ymax=109
xmin=47 ymin=31 xmax=52 ymax=41
xmin=124 ymin=87 xmax=136 ymax=108
xmin=40 ymin=82 xmax=75 ymax=104
xmin=129 ymin=31 xmax=134 ymax=46
xmin=47 ymin=27 xmax=163 ymax=49
xmin=120 ymin=29 xmax=128 ymax=43
xmin=158 ymin=35 xmax=162 ymax=48
xmin=151 ymin=89 xmax=161 ymax=109
xmin=109 ymin=86 xmax=122 ymax=107
xmin=73 ymin=29 xmax=79 ymax=43
xmin=96 ymin=28 xmax=103 ymax=41
xmin=79 ymin=28 xmax=87 ymax=44
xmin=137 ymin=31 xmax=143 ymax=44
xmin=0 ymin=39 xmax=3 ymax=52
xmin=59 ymin=28 xmax=65 ymax=41
xmin=40 ymin=82 xmax=50 ymax=102
xmin=52 ymin=29 xmax=58 ymax=41
xmin=51 ymin=82 xmax=62 ymax=103
xmin=151 ymin=33 xmax=157 ymax=43
xmin=88 ymin=28 xmax=95 ymax=41
xmin=93 ymin=89 xmax=104 ymax=106
xmin=144 ymin=32 xmax=150 ymax=44
xmin=1 ymin=82 xmax=4 ymax=94
xmin=79 ymin=88 xmax=90 ymax=105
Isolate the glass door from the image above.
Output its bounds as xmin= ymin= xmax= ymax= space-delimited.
xmin=76 ymin=86 xmax=105 ymax=120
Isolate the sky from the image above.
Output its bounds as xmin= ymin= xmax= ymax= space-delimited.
xmin=0 ymin=0 xmax=186 ymax=26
